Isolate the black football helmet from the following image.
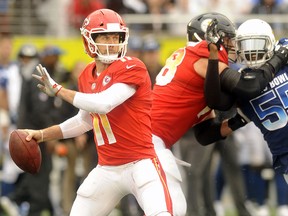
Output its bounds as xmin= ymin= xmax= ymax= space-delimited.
xmin=187 ymin=12 xmax=236 ymax=43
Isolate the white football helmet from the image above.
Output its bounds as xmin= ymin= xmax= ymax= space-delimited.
xmin=236 ymin=19 xmax=275 ymax=68
xmin=80 ymin=9 xmax=129 ymax=64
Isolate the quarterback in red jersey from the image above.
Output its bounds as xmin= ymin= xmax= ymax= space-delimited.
xmin=21 ymin=9 xmax=172 ymax=216
xmin=77 ymin=58 xmax=155 ymax=166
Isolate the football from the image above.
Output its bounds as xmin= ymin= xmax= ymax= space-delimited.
xmin=9 ymin=130 xmax=42 ymax=174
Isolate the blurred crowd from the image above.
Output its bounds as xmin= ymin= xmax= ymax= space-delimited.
xmin=1 ymin=0 xmax=288 ymax=37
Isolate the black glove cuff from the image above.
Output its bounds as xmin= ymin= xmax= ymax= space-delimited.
xmin=194 ymin=119 xmax=226 ymax=146
xmin=227 ymin=113 xmax=248 ymax=131
xmin=265 ymin=55 xmax=282 ymax=75
xmin=267 ymin=47 xmax=288 ymax=74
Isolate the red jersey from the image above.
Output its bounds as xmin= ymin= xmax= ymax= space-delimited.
xmin=151 ymin=41 xmax=228 ymax=148
xmin=78 ymin=57 xmax=156 ymax=165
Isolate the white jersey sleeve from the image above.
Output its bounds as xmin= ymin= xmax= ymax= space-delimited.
xmin=73 ymin=83 xmax=136 ymax=114
xmin=59 ymin=109 xmax=93 ymax=139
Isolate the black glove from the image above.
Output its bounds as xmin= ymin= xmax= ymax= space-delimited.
xmin=227 ymin=110 xmax=250 ymax=131
xmin=205 ymin=18 xmax=224 ymax=50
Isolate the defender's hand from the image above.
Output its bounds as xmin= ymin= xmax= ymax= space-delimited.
xmin=205 ymin=18 xmax=224 ymax=50
xmin=227 ymin=109 xmax=250 ymax=131
xmin=277 ymin=37 xmax=288 ymax=46
xmin=33 ymin=64 xmax=62 ymax=97
xmin=274 ymin=38 xmax=288 ymax=64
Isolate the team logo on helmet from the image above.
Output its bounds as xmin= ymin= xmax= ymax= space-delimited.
xmin=200 ymin=18 xmax=213 ymax=32
xmin=82 ymin=17 xmax=90 ymax=29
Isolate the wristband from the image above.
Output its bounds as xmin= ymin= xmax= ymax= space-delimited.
xmin=227 ymin=113 xmax=248 ymax=131
xmin=39 ymin=130 xmax=44 ymax=142
xmin=55 ymin=85 xmax=63 ymax=96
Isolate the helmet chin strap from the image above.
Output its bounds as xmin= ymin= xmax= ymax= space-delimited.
xmin=98 ymin=54 xmax=119 ymax=64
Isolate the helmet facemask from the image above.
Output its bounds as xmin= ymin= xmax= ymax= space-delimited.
xmin=224 ymin=36 xmax=237 ymax=63
xmin=236 ymin=35 xmax=274 ymax=69
xmin=81 ymin=28 xmax=129 ymax=64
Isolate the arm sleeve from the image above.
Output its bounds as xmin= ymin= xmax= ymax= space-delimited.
xmin=204 ymin=59 xmax=235 ymax=110
xmin=205 ymin=49 xmax=287 ymax=105
xmin=205 ymin=60 xmax=276 ymax=106
xmin=73 ymin=83 xmax=136 ymax=114
xmin=220 ymin=50 xmax=288 ymax=98
xmin=59 ymin=109 xmax=93 ymax=139
xmin=220 ymin=64 xmax=274 ymax=99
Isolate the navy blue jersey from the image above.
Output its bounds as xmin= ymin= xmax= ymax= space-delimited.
xmin=239 ymin=65 xmax=288 ymax=159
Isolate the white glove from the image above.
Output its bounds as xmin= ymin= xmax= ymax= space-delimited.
xmin=33 ymin=64 xmax=62 ymax=97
